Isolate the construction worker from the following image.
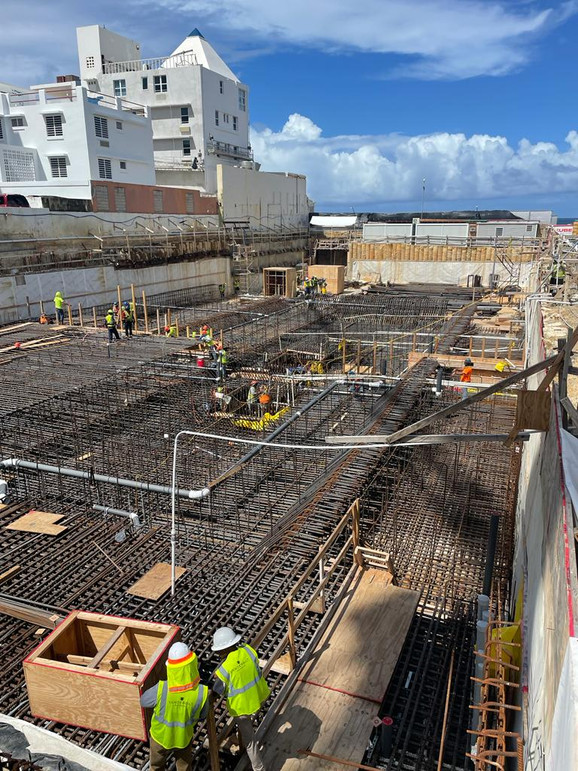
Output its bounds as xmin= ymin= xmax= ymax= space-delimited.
xmin=234 ymin=278 xmax=240 ymax=295
xmin=212 ymin=627 xmax=270 ymax=771
xmin=459 ymin=357 xmax=474 ymax=400
xmin=165 ymin=324 xmax=177 ymax=338
xmin=460 ymin=358 xmax=474 ymax=383
xmin=219 ymin=283 xmax=226 ymax=300
xmin=53 ymin=291 xmax=66 ymax=324
xmin=105 ymin=309 xmax=120 ymax=342
xmin=258 ymin=386 xmax=272 ymax=416
xmin=217 ymin=347 xmax=228 ymax=380
xmin=140 ymin=642 xmax=209 ymax=771
xmin=247 ymin=381 xmax=258 ymax=413
xmin=121 ymin=301 xmax=134 ymax=338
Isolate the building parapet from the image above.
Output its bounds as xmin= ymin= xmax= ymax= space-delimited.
xmin=8 ymin=86 xmax=147 ymax=116
xmin=103 ymin=52 xmax=198 ymax=75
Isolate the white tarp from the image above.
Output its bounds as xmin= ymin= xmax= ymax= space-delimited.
xmin=560 ymin=429 xmax=578 ymax=526
xmin=548 ymin=637 xmax=578 ymax=770
xmin=310 ymin=215 xmax=357 ymax=228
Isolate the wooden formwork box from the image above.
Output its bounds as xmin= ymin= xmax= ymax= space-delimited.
xmin=308 ymin=264 xmax=345 ymax=294
xmin=24 ymin=611 xmax=180 ymax=740
xmin=263 ymin=267 xmax=297 ymax=298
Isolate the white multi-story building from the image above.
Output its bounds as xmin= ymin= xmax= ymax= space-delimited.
xmin=77 ymin=25 xmax=251 ymax=194
xmin=0 ymin=81 xmax=155 ymax=206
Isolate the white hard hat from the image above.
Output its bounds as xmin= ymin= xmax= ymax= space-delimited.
xmin=168 ymin=642 xmax=191 ymax=662
xmin=212 ymin=626 xmax=242 ymax=652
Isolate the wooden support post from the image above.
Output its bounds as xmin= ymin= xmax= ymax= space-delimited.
xmin=93 ymin=307 xmax=98 ymax=329
xmin=186 ymin=325 xmax=191 ymax=339
xmin=351 ymin=500 xmax=363 ymax=567
xmin=287 ymin=597 xmax=296 ymax=671
xmin=372 ymin=341 xmax=377 ymax=374
xmin=78 ymin=304 xmax=83 ymax=327
xmin=481 ymin=338 xmax=486 ymax=358
xmin=117 ymin=285 xmax=122 ymax=321
xmin=167 ymin=309 xmax=171 ymax=328
xmin=156 ymin=308 xmax=161 ymax=335
xmin=494 ymin=339 xmax=499 ymax=358
xmin=389 ymin=339 xmax=394 ymax=365
xmin=142 ymin=290 xmax=149 ymax=334
xmin=342 ymin=339 xmax=346 ymax=372
xmin=356 ymin=340 xmax=361 ymax=374
xmin=67 ymin=304 xmax=73 ymax=325
xmin=131 ymin=283 xmax=138 ymax=332
xmin=207 ymin=700 xmax=221 ymax=771
xmin=469 ymin=337 xmax=473 ymax=357
xmin=39 ymin=300 xmax=45 ymax=316
xmin=318 ymin=545 xmax=326 ymax=613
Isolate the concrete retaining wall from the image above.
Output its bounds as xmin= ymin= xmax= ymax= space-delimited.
xmin=0 ymin=256 xmax=231 ymax=323
xmin=350 ymin=259 xmax=535 ymax=289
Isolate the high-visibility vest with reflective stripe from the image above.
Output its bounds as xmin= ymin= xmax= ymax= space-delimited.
xmin=216 ymin=644 xmax=270 ymax=717
xmin=149 ymin=680 xmax=208 ymax=750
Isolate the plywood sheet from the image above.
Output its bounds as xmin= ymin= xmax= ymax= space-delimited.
xmin=6 ymin=510 xmax=66 ymax=535
xmin=262 ymin=683 xmax=375 ymax=770
xmin=127 ymin=562 xmax=186 ymax=600
xmin=300 ymin=572 xmax=419 ymax=702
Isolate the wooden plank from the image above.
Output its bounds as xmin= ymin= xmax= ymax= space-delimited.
xmin=262 ymin=684 xmax=375 ymax=770
xmin=300 ymin=574 xmax=418 ymax=703
xmin=514 ymin=391 xmax=551 ymax=431
xmin=66 ymin=654 xmax=143 ymax=672
xmin=327 ymin=432 xmax=534 ymax=446
xmin=0 ymin=565 xmax=20 ymax=584
xmin=537 ymin=326 xmax=578 ymax=393
xmin=87 ymin=625 xmax=127 ymax=669
xmin=127 ymin=562 xmax=186 ymax=600
xmin=6 ymin=510 xmax=66 ymax=535
xmin=0 ymin=599 xmax=61 ymax=628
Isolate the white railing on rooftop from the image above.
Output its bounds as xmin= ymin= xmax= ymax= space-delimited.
xmin=9 ymin=88 xmax=78 ymax=106
xmin=103 ymin=52 xmax=198 ymax=75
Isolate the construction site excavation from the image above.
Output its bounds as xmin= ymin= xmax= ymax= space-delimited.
xmin=3 ymin=233 xmax=576 ymax=771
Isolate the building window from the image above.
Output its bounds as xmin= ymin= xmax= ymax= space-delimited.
xmin=113 ymin=79 xmax=127 ymax=97
xmin=120 ymin=160 xmax=127 ymax=170
xmin=3 ymin=149 xmax=35 ymax=181
xmin=11 ymin=117 xmax=24 ymax=128
xmin=526 ymin=224 xmax=533 ymax=232
xmin=181 ymin=106 xmax=189 ymax=124
xmin=86 ymin=56 xmax=95 ymax=68
xmin=49 ymin=156 xmax=68 ymax=178
xmin=45 ymin=114 xmax=63 ymax=137
xmin=495 ymin=227 xmax=504 ymax=237
xmin=142 ymin=77 xmax=148 ymax=90
xmin=93 ymin=185 xmax=110 ymax=211
xmin=0 ymin=118 xmax=3 ymax=140
xmin=185 ymin=191 xmax=195 ymax=214
xmin=223 ymin=113 xmax=230 ymax=124
xmin=154 ymin=75 xmax=167 ymax=93
xmin=232 ymin=116 xmax=238 ymax=131
xmin=219 ymin=80 xmax=223 ymax=94
xmin=98 ymin=158 xmax=112 ymax=179
xmin=94 ymin=116 xmax=108 ymax=139
xmin=238 ymin=88 xmax=246 ymax=112
xmin=116 ymin=121 xmax=123 ymax=130
xmin=114 ymin=187 xmax=127 ymax=212
xmin=215 ymin=110 xmax=219 ymax=126
xmin=182 ymin=139 xmax=191 ymax=156
xmin=153 ymin=190 xmax=163 ymax=213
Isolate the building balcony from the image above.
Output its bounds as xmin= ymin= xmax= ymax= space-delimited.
xmin=206 ymin=140 xmax=253 ymax=161
xmin=8 ymin=86 xmax=147 ymax=117
xmin=103 ymin=52 xmax=198 ymax=75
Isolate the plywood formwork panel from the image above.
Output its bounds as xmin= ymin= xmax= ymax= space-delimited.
xmin=127 ymin=562 xmax=186 ymax=600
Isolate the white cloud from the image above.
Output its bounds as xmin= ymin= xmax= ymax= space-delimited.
xmin=251 ymin=114 xmax=578 ymax=206
xmin=156 ymin=0 xmax=577 ymax=79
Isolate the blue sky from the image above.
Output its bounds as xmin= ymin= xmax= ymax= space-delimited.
xmin=2 ymin=0 xmax=578 ymax=214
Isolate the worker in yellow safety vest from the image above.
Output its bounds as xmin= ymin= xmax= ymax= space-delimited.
xmin=212 ymin=627 xmax=270 ymax=771
xmin=494 ymin=359 xmax=512 ymax=374
xmin=140 ymin=642 xmax=209 ymax=771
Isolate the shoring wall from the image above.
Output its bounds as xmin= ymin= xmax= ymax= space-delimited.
xmin=512 ymin=298 xmax=578 ymax=769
